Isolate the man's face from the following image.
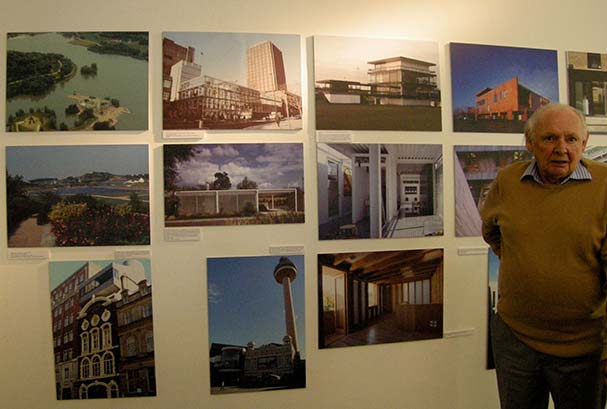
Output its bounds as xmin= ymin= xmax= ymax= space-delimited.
xmin=526 ymin=109 xmax=588 ymax=184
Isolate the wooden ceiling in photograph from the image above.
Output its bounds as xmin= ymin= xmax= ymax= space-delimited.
xmin=322 ymin=249 xmax=443 ymax=285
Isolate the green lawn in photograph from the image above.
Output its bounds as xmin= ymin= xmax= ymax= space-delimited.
xmin=316 ymin=100 xmax=441 ymax=131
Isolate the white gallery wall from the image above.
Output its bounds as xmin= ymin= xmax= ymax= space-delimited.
xmin=1 ymin=0 xmax=606 ymax=408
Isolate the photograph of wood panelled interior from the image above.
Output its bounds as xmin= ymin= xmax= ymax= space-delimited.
xmin=318 ymin=249 xmax=443 ymax=349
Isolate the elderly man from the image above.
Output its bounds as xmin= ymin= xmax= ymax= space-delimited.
xmin=481 ymin=103 xmax=607 ymax=409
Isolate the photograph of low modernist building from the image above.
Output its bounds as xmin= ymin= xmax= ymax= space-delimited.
xmin=6 ymin=145 xmax=149 ymax=247
xmin=454 ymin=145 xmax=607 ymax=236
xmin=163 ymin=32 xmax=302 ymax=130
xmin=318 ymin=143 xmax=443 ymax=240
xmin=49 ymin=258 xmax=155 ymax=400
xmin=164 ymin=143 xmax=304 ymax=226
xmin=318 ymin=249 xmax=443 ymax=349
xmin=6 ymin=32 xmax=148 ymax=132
xmin=567 ymin=51 xmax=607 ymax=133
xmin=450 ymin=43 xmax=558 ymax=133
xmin=487 ymin=249 xmax=499 ymax=370
xmin=207 ymin=255 xmax=305 ymax=394
xmin=314 ymin=35 xmax=441 ymax=131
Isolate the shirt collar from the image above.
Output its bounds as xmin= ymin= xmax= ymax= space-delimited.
xmin=520 ymin=159 xmax=591 ymax=184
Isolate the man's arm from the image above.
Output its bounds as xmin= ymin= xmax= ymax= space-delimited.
xmin=480 ymin=177 xmax=502 ymax=258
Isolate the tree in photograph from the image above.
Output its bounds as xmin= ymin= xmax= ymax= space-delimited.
xmin=164 ymin=192 xmax=180 ymax=218
xmin=128 ymin=192 xmax=145 ymax=213
xmin=6 ymin=173 xmax=37 ymax=236
xmin=36 ymin=191 xmax=62 ymax=225
xmin=237 ymin=176 xmax=258 ymax=190
xmin=242 ymin=201 xmax=257 ymax=216
xmin=74 ymin=107 xmax=95 ymax=127
xmin=80 ymin=63 xmax=98 ymax=76
xmin=92 ymin=120 xmax=115 ymax=130
xmin=65 ymin=104 xmax=79 ymax=114
xmin=163 ymin=145 xmax=197 ymax=190
xmin=211 ymin=172 xmax=231 ymax=190
xmin=6 ymin=51 xmax=75 ymax=98
xmin=110 ymin=98 xmax=120 ymax=107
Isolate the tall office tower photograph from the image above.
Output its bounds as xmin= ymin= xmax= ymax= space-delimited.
xmin=162 ymin=32 xmax=302 ymax=130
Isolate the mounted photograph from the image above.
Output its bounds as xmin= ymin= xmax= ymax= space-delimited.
xmin=49 ymin=258 xmax=156 ymax=399
xmin=317 ymin=143 xmax=443 ymax=240
xmin=164 ymin=143 xmax=304 ymax=227
xmin=314 ymin=35 xmax=441 ymax=131
xmin=454 ymin=145 xmax=607 ymax=236
xmin=207 ymin=255 xmax=305 ymax=394
xmin=318 ymin=249 xmax=443 ymax=349
xmin=163 ymin=32 xmax=302 ymax=130
xmin=566 ymin=51 xmax=607 ymax=133
xmin=450 ymin=43 xmax=558 ymax=133
xmin=487 ymin=249 xmax=499 ymax=370
xmin=6 ymin=145 xmax=150 ymax=247
xmin=454 ymin=145 xmax=531 ymax=237
xmin=6 ymin=32 xmax=148 ymax=132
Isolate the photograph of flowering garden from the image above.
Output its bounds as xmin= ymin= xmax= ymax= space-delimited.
xmin=164 ymin=143 xmax=304 ymax=227
xmin=6 ymin=145 xmax=149 ymax=247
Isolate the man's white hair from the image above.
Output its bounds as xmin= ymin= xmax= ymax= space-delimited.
xmin=524 ymin=103 xmax=587 ymax=142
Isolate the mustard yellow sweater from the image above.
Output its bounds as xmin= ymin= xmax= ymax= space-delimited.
xmin=481 ymin=159 xmax=607 ymax=359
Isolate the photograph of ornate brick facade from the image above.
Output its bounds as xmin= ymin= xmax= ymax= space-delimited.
xmin=49 ymin=259 xmax=155 ymax=400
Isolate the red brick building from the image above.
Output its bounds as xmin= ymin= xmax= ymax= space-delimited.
xmin=51 ymin=263 xmax=90 ymax=400
xmin=475 ymin=77 xmax=549 ymax=121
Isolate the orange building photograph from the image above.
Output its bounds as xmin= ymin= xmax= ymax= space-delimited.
xmin=450 ymin=43 xmax=558 ymax=133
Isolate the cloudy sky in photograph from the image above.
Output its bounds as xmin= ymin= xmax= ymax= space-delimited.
xmin=314 ymin=35 xmax=439 ymax=85
xmin=171 ymin=143 xmax=304 ymax=190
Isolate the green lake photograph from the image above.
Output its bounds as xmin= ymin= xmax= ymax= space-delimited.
xmin=6 ymin=32 xmax=148 ymax=132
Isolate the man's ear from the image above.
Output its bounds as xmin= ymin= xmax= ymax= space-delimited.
xmin=524 ymin=131 xmax=533 ymax=152
xmin=582 ymin=132 xmax=589 ymax=150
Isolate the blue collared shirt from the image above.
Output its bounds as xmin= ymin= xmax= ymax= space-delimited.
xmin=520 ymin=159 xmax=592 ymax=184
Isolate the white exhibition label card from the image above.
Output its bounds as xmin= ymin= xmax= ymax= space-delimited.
xmin=164 ymin=228 xmax=201 ymax=242
xmin=316 ymin=131 xmax=353 ymax=143
xmin=162 ymin=130 xmax=207 ymax=140
xmin=269 ymin=245 xmax=305 ymax=255
xmin=8 ymin=249 xmax=50 ymax=261
xmin=115 ymin=249 xmax=151 ymax=259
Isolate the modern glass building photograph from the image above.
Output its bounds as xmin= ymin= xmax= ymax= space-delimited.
xmin=164 ymin=143 xmax=304 ymax=227
xmin=314 ymin=35 xmax=441 ymax=131
xmin=162 ymin=32 xmax=302 ymax=130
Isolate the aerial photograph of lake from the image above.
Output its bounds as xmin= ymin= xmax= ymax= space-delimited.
xmin=6 ymin=32 xmax=148 ymax=132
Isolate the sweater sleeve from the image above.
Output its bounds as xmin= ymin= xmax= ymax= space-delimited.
xmin=600 ymin=221 xmax=607 ymax=362
xmin=480 ymin=175 xmax=502 ymax=258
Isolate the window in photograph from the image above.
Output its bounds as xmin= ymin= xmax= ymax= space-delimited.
xmin=368 ymin=283 xmax=378 ymax=307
